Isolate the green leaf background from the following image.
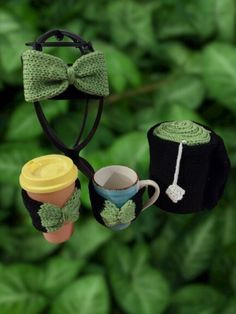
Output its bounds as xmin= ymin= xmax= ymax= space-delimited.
xmin=0 ymin=0 xmax=235 ymax=313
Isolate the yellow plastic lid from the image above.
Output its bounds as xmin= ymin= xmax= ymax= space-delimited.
xmin=19 ymin=154 xmax=78 ymax=193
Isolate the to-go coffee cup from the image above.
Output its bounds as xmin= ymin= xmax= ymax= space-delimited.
xmin=19 ymin=154 xmax=80 ymax=244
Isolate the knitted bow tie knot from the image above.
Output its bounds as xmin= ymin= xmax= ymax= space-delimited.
xmin=22 ymin=49 xmax=109 ymax=102
xmin=38 ymin=189 xmax=80 ymax=232
xmin=67 ymin=66 xmax=76 ymax=85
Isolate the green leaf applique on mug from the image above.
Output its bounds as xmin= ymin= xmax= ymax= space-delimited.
xmin=100 ymin=200 xmax=136 ymax=228
xmin=38 ymin=189 xmax=81 ymax=232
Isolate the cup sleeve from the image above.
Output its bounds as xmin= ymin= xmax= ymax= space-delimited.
xmin=88 ymin=180 xmax=145 ymax=227
xmin=21 ymin=189 xmax=47 ymax=232
xmin=21 ymin=179 xmax=81 ymax=232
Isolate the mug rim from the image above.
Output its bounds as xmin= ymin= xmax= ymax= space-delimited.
xmin=93 ymin=165 xmax=139 ymax=191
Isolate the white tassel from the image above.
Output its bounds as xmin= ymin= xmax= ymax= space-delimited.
xmin=166 ymin=140 xmax=186 ymax=203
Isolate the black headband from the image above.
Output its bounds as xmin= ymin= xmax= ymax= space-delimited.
xmin=24 ymin=29 xmax=107 ymax=179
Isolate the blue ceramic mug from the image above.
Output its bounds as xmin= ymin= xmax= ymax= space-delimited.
xmin=93 ymin=165 xmax=160 ymax=230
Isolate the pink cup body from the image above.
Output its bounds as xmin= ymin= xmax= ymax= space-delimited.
xmin=27 ymin=182 xmax=75 ymax=244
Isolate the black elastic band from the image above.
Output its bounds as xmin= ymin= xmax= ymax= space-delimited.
xmin=26 ymin=42 xmax=88 ymax=48
xmin=34 ymin=98 xmax=103 ymax=153
xmin=27 ymin=29 xmax=93 ymax=54
xmin=34 ymin=98 xmax=103 ymax=178
xmin=75 ymin=97 xmax=103 ymax=151
xmin=30 ymin=29 xmax=103 ymax=179
xmin=34 ymin=101 xmax=69 ymax=154
xmin=35 ymin=29 xmax=87 ymax=45
xmin=73 ymin=97 xmax=89 ymax=149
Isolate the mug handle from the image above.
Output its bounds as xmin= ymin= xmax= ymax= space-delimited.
xmin=139 ymin=180 xmax=160 ymax=211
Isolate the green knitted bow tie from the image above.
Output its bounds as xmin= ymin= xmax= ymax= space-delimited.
xmin=100 ymin=200 xmax=136 ymax=228
xmin=22 ymin=50 xmax=109 ymax=102
xmin=38 ymin=189 xmax=80 ymax=232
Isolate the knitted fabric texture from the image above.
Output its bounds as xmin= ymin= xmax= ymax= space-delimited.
xmin=22 ymin=49 xmax=109 ymax=102
xmin=21 ymin=180 xmax=81 ymax=232
xmin=147 ymin=121 xmax=231 ymax=213
xmin=38 ymin=189 xmax=80 ymax=232
xmin=88 ymin=180 xmax=145 ymax=228
xmin=100 ymin=200 xmax=136 ymax=228
xmin=153 ymin=120 xmax=211 ymax=145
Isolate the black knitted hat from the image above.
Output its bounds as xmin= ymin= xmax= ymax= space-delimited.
xmin=147 ymin=120 xmax=231 ymax=213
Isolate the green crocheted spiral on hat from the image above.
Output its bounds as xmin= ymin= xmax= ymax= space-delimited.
xmin=153 ymin=120 xmax=211 ymax=145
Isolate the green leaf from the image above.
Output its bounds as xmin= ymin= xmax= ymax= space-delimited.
xmin=53 ymin=111 xmax=87 ymax=147
xmin=167 ymin=213 xmax=218 ymax=280
xmin=129 ymin=243 xmax=152 ymax=274
xmin=103 ymin=104 xmax=136 ymax=134
xmin=210 ymin=244 xmax=236 ymax=294
xmin=214 ymin=130 xmax=236 ymax=168
xmin=0 ymin=31 xmax=33 ymax=75
xmin=161 ymin=103 xmax=203 ymax=121
xmin=94 ymin=42 xmax=141 ymax=92
xmin=156 ymin=0 xmax=215 ymax=40
xmin=64 ymin=218 xmax=112 ymax=259
xmin=216 ymin=127 xmax=236 ymax=149
xmin=219 ymin=206 xmax=236 ymax=245
xmin=151 ymin=214 xmax=194 ymax=264
xmin=0 ymin=227 xmax=59 ymax=262
xmin=169 ymin=284 xmax=226 ymax=314
xmin=215 ymin=0 xmax=235 ymax=42
xmin=0 ymin=184 xmax=15 ymax=211
xmin=0 ymin=11 xmax=20 ymax=34
xmin=50 ymin=275 xmax=109 ymax=314
xmin=0 ymin=184 xmax=15 ymax=221
xmin=43 ymin=256 xmax=84 ymax=296
xmin=136 ymin=100 xmax=204 ymax=132
xmin=203 ymin=42 xmax=236 ymax=114
xmin=108 ymin=132 xmax=148 ymax=175
xmin=222 ymin=298 xmax=236 ymax=314
xmin=105 ymin=242 xmax=170 ymax=314
xmin=156 ymin=42 xmax=203 ymax=75
xmin=7 ymin=101 xmax=69 ymax=140
xmin=3 ymin=2 xmax=38 ymax=28
xmin=107 ymin=1 xmax=155 ymax=48
xmin=156 ymin=75 xmax=205 ymax=109
xmin=16 ymin=230 xmax=58 ymax=262
xmin=0 ymin=264 xmax=47 ymax=314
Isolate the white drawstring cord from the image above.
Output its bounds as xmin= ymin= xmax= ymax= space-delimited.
xmin=166 ymin=140 xmax=186 ymax=203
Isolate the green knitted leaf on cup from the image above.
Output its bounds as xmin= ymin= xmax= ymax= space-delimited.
xmin=38 ymin=205 xmax=62 ymax=232
xmin=38 ymin=189 xmax=80 ymax=232
xmin=100 ymin=200 xmax=136 ymax=228
xmin=100 ymin=201 xmax=119 ymax=227
xmin=153 ymin=120 xmax=211 ymax=146
xmin=63 ymin=189 xmax=81 ymax=223
xmin=118 ymin=200 xmax=136 ymax=224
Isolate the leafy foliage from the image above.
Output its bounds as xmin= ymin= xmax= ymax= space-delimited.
xmin=50 ymin=275 xmax=109 ymax=314
xmin=0 ymin=0 xmax=235 ymax=313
